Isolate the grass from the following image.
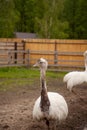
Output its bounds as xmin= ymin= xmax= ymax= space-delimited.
xmin=0 ymin=67 xmax=66 ymax=91
xmin=0 ymin=67 xmax=39 ymax=78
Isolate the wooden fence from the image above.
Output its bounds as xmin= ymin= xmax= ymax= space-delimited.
xmin=0 ymin=39 xmax=29 ymax=67
xmin=25 ymin=39 xmax=87 ymax=71
xmin=0 ymin=38 xmax=87 ymax=71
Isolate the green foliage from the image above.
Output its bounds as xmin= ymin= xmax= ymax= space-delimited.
xmin=63 ymin=0 xmax=87 ymax=39
xmin=0 ymin=0 xmax=19 ymax=37
xmin=0 ymin=0 xmax=87 ymax=39
xmin=75 ymin=0 xmax=87 ymax=39
xmin=34 ymin=0 xmax=69 ymax=38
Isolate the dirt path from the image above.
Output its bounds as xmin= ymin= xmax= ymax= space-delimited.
xmin=0 ymin=78 xmax=87 ymax=130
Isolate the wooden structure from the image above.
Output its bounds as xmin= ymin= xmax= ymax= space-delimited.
xmin=0 ymin=38 xmax=87 ymax=71
xmin=0 ymin=39 xmax=29 ymax=67
xmin=25 ymin=39 xmax=87 ymax=71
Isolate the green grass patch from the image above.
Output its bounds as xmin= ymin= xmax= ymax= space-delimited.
xmin=0 ymin=67 xmax=66 ymax=91
xmin=47 ymin=71 xmax=66 ymax=78
xmin=0 ymin=67 xmax=66 ymax=79
xmin=0 ymin=67 xmax=40 ymax=78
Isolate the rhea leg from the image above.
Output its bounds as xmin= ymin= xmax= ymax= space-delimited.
xmin=48 ymin=120 xmax=57 ymax=130
xmin=45 ymin=119 xmax=50 ymax=130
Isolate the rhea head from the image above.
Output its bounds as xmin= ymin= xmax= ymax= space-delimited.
xmin=83 ymin=50 xmax=87 ymax=57
xmin=33 ymin=58 xmax=48 ymax=71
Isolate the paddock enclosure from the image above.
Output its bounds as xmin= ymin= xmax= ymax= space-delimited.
xmin=0 ymin=39 xmax=87 ymax=130
xmin=0 ymin=38 xmax=87 ymax=71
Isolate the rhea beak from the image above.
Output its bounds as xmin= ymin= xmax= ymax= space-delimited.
xmin=33 ymin=62 xmax=38 ymax=67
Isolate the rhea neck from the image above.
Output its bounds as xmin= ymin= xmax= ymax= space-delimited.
xmin=40 ymin=67 xmax=50 ymax=113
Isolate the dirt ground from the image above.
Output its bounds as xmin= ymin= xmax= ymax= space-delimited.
xmin=0 ymin=77 xmax=87 ymax=130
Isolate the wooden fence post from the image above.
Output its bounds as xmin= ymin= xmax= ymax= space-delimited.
xmin=54 ymin=41 xmax=58 ymax=65
xmin=8 ymin=50 xmax=12 ymax=65
xmin=22 ymin=40 xmax=26 ymax=64
xmin=14 ymin=42 xmax=17 ymax=64
xmin=27 ymin=49 xmax=30 ymax=67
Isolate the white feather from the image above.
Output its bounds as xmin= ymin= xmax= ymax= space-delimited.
xmin=63 ymin=50 xmax=87 ymax=91
xmin=33 ymin=92 xmax=68 ymax=121
xmin=83 ymin=127 xmax=87 ymax=130
xmin=63 ymin=71 xmax=87 ymax=91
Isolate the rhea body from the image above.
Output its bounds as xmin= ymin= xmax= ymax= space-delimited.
xmin=63 ymin=51 xmax=87 ymax=91
xmin=33 ymin=58 xmax=68 ymax=130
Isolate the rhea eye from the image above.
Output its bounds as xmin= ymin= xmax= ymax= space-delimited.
xmin=39 ymin=61 xmax=43 ymax=64
xmin=37 ymin=60 xmax=41 ymax=64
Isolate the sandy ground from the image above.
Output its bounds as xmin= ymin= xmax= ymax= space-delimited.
xmin=0 ymin=77 xmax=87 ymax=130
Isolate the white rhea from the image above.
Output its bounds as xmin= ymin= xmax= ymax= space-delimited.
xmin=63 ymin=50 xmax=87 ymax=92
xmin=33 ymin=58 xmax=68 ymax=130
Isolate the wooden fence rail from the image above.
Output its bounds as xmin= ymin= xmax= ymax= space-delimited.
xmin=0 ymin=50 xmax=29 ymax=67
xmin=28 ymin=50 xmax=84 ymax=71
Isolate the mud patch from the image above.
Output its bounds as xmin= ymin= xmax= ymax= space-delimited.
xmin=0 ymin=78 xmax=86 ymax=130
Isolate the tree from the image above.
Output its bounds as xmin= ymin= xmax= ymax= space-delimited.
xmin=24 ymin=0 xmax=36 ymax=32
xmin=75 ymin=0 xmax=87 ymax=39
xmin=14 ymin=0 xmax=26 ymax=32
xmin=63 ymin=0 xmax=87 ymax=39
xmin=1 ymin=0 xmax=86 ymax=39
xmin=63 ymin=0 xmax=79 ymax=39
xmin=0 ymin=0 xmax=19 ymax=37
xmin=34 ymin=0 xmax=69 ymax=39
